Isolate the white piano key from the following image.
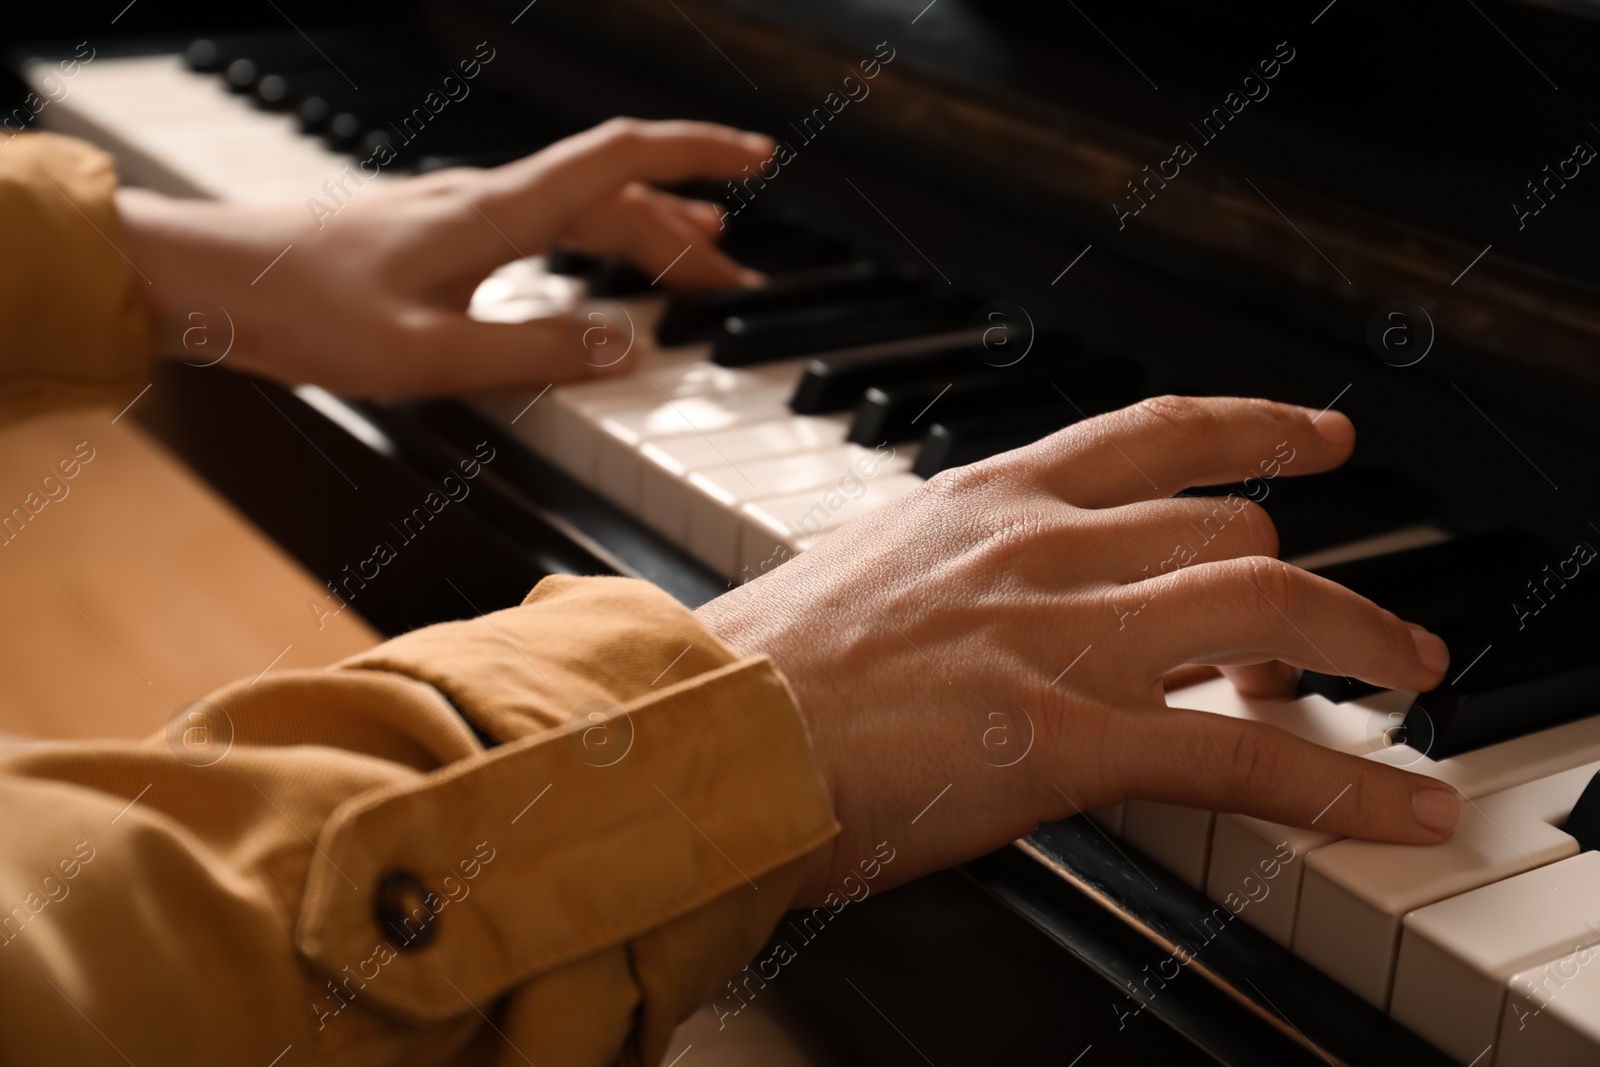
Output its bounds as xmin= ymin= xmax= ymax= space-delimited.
xmin=590 ymin=382 xmax=798 ymax=504
xmin=1370 ymin=697 xmax=1600 ymax=800
xmin=636 ymin=415 xmax=851 ymax=543
xmin=1189 ymin=664 xmax=1600 ymax=968
xmin=737 ymin=528 xmax=810 ymax=586
xmin=536 ymin=350 xmax=746 ymax=479
xmin=30 ymin=54 xmax=389 ymax=202
xmin=468 ymin=257 xmax=585 ymax=323
xmin=1283 ymin=524 xmax=1451 ymax=572
xmin=1122 ymin=681 xmax=1410 ymax=896
xmin=1294 ymin=762 xmax=1593 ymax=1009
xmin=1393 ymin=846 xmax=1600 ymax=1066
xmin=1121 ymin=802 xmax=1215 ymax=890
xmin=1206 ymin=816 xmax=1337 ymax=947
xmin=1086 ymin=804 xmax=1126 ymax=835
xmin=738 ymin=471 xmax=924 ymax=580
xmin=685 ymin=444 xmax=914 ymax=575
xmin=1198 ymin=692 xmax=1418 ymax=945
xmin=1143 ymin=527 xmax=1453 ymax=942
xmin=1499 ymin=887 xmax=1600 ymax=1067
xmin=1177 ymin=679 xmax=1416 ymax=758
xmin=583 ymin=352 xmax=811 ymax=503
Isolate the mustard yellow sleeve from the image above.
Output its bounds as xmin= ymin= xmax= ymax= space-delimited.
xmin=0 ymin=575 xmax=838 ymax=1066
xmin=0 ymin=131 xmax=149 ymax=424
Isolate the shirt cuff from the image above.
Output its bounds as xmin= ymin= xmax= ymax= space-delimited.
xmin=301 ymin=576 xmax=838 ymax=1021
xmin=0 ymin=132 xmax=149 ymax=425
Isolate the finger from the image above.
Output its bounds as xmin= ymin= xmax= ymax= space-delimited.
xmin=561 ymin=184 xmax=761 ymax=290
xmin=486 ymin=119 xmax=775 ymax=249
xmin=1013 ymin=395 xmax=1355 ymax=509
xmin=1110 ymin=707 xmax=1461 ymax=844
xmin=1088 ymin=494 xmax=1279 ymax=583
xmin=672 ymin=196 xmax=731 ymax=239
xmin=1220 ymin=661 xmax=1302 ymax=699
xmin=1163 ymin=663 xmax=1220 ymax=693
xmin=383 ymin=310 xmax=637 ymax=395
xmin=1118 ymin=555 xmax=1450 ymax=693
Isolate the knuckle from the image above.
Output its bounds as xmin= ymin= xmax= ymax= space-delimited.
xmin=1220 ymin=723 xmax=1282 ymax=803
xmin=1133 ymin=395 xmax=1221 ymax=468
xmin=617 ymin=182 xmax=654 ymax=206
xmin=597 ymin=115 xmax=645 ymax=140
xmin=1344 ymin=773 xmax=1376 ymax=825
xmin=917 ymin=462 xmax=1045 ymax=558
xmin=1375 ymin=608 xmax=1420 ymax=672
xmin=1237 ymin=554 xmax=1299 ymax=618
xmin=925 ymin=461 xmax=998 ymax=500
xmin=1135 ymin=394 xmax=1214 ymax=436
xmin=1180 ymin=494 xmax=1278 ymax=560
xmin=394 ymin=315 xmax=453 ymax=394
xmin=1231 ymin=498 xmax=1280 ymax=558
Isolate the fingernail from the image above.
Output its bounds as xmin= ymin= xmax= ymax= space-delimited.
xmin=1310 ymin=408 xmax=1355 ymax=448
xmin=1411 ymin=787 xmax=1460 ymax=834
xmin=1410 ymin=627 xmax=1450 ymax=674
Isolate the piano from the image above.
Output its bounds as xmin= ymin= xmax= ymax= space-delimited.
xmin=10 ymin=0 xmax=1600 ymax=1061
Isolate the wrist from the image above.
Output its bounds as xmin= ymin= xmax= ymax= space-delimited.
xmin=696 ymin=587 xmax=840 ymax=908
xmin=115 ymin=188 xmax=296 ymax=360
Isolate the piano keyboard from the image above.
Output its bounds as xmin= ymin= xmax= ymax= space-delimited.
xmin=26 ymin=37 xmax=1600 ymax=1066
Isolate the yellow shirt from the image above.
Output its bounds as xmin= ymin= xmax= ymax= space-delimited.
xmin=0 ymin=132 xmax=838 ymax=1065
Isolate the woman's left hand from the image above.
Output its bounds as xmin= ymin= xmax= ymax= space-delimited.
xmin=117 ymin=118 xmax=772 ymax=395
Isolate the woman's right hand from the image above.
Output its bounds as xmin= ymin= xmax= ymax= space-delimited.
xmin=695 ymin=396 xmax=1456 ymax=907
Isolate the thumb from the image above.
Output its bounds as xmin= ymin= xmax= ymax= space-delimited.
xmin=392 ymin=308 xmax=637 ymax=395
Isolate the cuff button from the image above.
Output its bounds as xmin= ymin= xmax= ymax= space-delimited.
xmin=374 ymin=870 xmax=440 ymax=951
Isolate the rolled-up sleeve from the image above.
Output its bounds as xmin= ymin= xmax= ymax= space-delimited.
xmin=0 ymin=132 xmax=149 ymax=422
xmin=0 ymin=576 xmax=836 ymax=1065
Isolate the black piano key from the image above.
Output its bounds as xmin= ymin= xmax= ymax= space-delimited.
xmin=1561 ymin=769 xmax=1600 ymax=852
xmin=1292 ymin=529 xmax=1600 ymax=757
xmin=254 ymin=72 xmax=299 ymax=108
xmin=656 ymin=261 xmax=919 ymax=347
xmin=186 ymin=33 xmax=366 ymax=86
xmin=848 ymin=356 xmax=1143 ymax=446
xmin=913 ymin=403 xmax=1088 ymax=477
xmin=632 ymin=185 xmax=859 ymax=274
xmin=540 ymin=251 xmax=655 ymax=297
xmin=791 ymin=341 xmax=991 ymax=415
xmin=1187 ymin=467 xmax=1441 ymax=560
xmin=184 ymin=34 xmax=301 ymax=73
xmin=790 ymin=331 xmax=1083 ymax=416
xmin=544 ymin=249 xmax=602 ymax=277
xmin=716 ymin=213 xmax=857 ymax=274
xmin=321 ymin=96 xmax=460 ymax=151
xmin=1405 ymin=620 xmax=1600 ymax=759
xmin=413 ymin=149 xmax=537 ymax=172
xmin=356 ymin=111 xmax=555 ymax=169
xmin=303 ymin=83 xmax=443 ymax=139
xmin=1297 ymin=530 xmax=1541 ymax=703
xmin=224 ymin=57 xmax=267 ymax=93
xmin=291 ymin=62 xmax=484 ymax=140
xmin=340 ymin=104 xmax=550 ymax=162
xmin=254 ymin=68 xmax=423 ymax=111
xmin=298 ymin=94 xmax=338 ymax=133
xmin=712 ymin=296 xmax=970 ymax=367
